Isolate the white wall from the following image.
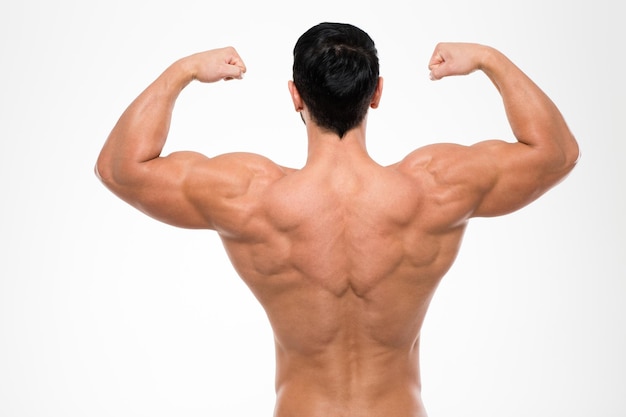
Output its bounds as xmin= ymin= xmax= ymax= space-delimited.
xmin=1 ymin=0 xmax=623 ymax=416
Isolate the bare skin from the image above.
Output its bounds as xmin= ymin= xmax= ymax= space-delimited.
xmin=96 ymin=44 xmax=579 ymax=416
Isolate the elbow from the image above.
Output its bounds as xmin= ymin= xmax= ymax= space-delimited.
xmin=94 ymin=154 xmax=110 ymax=185
xmin=94 ymin=158 xmax=105 ymax=183
xmin=94 ymin=153 xmax=121 ymax=190
xmin=562 ymin=133 xmax=581 ymax=173
xmin=548 ymin=133 xmax=580 ymax=180
xmin=94 ymin=152 xmax=144 ymax=197
xmin=537 ymin=132 xmax=580 ymax=183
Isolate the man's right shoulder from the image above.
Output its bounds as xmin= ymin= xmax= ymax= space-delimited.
xmin=394 ymin=143 xmax=468 ymax=173
xmin=390 ymin=143 xmax=481 ymax=230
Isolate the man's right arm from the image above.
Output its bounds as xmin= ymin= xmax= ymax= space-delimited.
xmin=423 ymin=43 xmax=579 ymax=218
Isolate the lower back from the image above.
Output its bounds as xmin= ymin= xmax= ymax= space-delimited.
xmin=271 ymin=315 xmax=428 ymax=415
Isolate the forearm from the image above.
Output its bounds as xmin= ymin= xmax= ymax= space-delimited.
xmin=480 ymin=47 xmax=578 ymax=160
xmin=96 ymin=47 xmax=246 ymax=187
xmin=96 ymin=58 xmax=194 ymax=183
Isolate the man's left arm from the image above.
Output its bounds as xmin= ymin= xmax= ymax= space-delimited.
xmin=95 ymin=47 xmax=247 ymax=229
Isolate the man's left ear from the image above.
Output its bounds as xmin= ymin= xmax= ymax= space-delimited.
xmin=370 ymin=77 xmax=383 ymax=109
xmin=288 ymin=80 xmax=304 ymax=112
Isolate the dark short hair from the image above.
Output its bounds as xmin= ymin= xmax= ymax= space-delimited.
xmin=293 ymin=22 xmax=379 ymax=138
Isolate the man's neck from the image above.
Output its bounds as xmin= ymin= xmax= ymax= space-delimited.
xmin=304 ymin=123 xmax=371 ymax=167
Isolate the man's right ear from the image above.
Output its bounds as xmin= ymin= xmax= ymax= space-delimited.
xmin=288 ymin=81 xmax=304 ymax=112
xmin=370 ymin=77 xmax=383 ymax=109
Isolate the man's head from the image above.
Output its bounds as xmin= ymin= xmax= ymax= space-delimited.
xmin=291 ymin=22 xmax=380 ymax=138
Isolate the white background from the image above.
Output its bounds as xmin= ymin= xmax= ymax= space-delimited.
xmin=1 ymin=0 xmax=624 ymax=416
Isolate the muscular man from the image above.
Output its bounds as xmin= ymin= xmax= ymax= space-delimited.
xmin=96 ymin=22 xmax=579 ymax=417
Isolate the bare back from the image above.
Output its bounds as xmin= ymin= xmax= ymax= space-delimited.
xmin=96 ymin=42 xmax=578 ymax=417
xmin=217 ymin=154 xmax=467 ymax=417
